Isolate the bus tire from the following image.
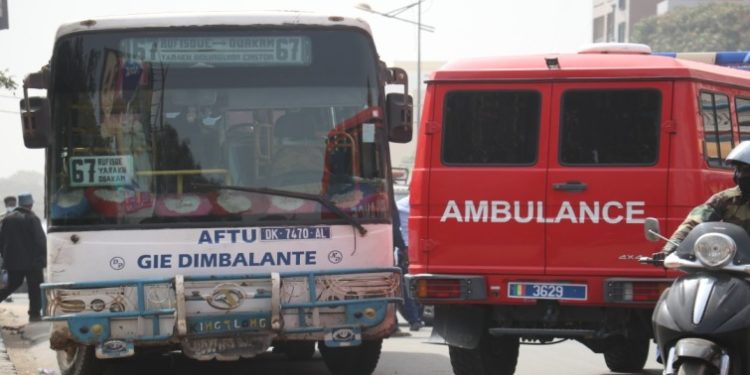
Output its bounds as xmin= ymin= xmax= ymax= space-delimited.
xmin=603 ymin=336 xmax=649 ymax=373
xmin=57 ymin=345 xmax=103 ymax=375
xmin=448 ymin=335 xmax=519 ymax=375
xmin=318 ymin=339 xmax=382 ymax=375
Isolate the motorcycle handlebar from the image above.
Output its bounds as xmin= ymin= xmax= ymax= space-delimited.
xmin=638 ymin=256 xmax=664 ymax=267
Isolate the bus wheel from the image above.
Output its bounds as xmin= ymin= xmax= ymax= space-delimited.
xmin=448 ymin=335 xmax=519 ymax=375
xmin=318 ymin=339 xmax=382 ymax=375
xmin=57 ymin=345 xmax=103 ymax=375
xmin=284 ymin=341 xmax=316 ymax=361
xmin=603 ymin=336 xmax=649 ymax=373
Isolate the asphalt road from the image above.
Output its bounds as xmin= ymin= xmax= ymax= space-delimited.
xmin=1 ymin=294 xmax=664 ymax=375
xmin=76 ymin=332 xmax=664 ymax=375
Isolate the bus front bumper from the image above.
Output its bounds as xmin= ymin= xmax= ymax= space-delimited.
xmin=42 ymin=268 xmax=401 ymax=360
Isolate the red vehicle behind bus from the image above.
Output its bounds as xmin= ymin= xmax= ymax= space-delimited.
xmin=407 ymin=44 xmax=750 ymax=374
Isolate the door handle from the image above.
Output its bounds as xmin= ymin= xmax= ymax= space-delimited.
xmin=552 ymin=181 xmax=587 ymax=192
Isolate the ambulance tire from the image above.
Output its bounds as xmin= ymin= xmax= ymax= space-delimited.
xmin=449 ymin=334 xmax=519 ymax=375
xmin=57 ymin=345 xmax=103 ymax=375
xmin=318 ymin=339 xmax=382 ymax=375
xmin=284 ymin=340 xmax=317 ymax=361
xmin=603 ymin=336 xmax=649 ymax=373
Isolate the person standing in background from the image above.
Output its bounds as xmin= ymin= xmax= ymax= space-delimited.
xmin=0 ymin=193 xmax=46 ymax=321
xmin=2 ymin=196 xmax=16 ymax=218
xmin=396 ymin=194 xmax=424 ymax=331
xmin=0 ymin=195 xmax=17 ymax=302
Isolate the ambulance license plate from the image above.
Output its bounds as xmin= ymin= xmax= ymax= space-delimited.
xmin=507 ymin=282 xmax=587 ymax=301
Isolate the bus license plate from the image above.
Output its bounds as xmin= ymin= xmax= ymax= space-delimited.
xmin=182 ymin=335 xmax=271 ymax=360
xmin=260 ymin=226 xmax=331 ymax=241
xmin=507 ymin=282 xmax=587 ymax=301
xmin=189 ymin=315 xmax=270 ymax=334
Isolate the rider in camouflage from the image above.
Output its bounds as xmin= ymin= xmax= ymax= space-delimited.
xmin=663 ymin=140 xmax=750 ymax=254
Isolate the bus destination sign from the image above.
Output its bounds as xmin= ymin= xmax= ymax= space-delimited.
xmin=122 ymin=36 xmax=312 ymax=66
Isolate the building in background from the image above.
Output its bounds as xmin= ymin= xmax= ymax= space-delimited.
xmin=592 ymin=0 xmax=660 ymax=43
xmin=592 ymin=0 xmax=750 ymax=43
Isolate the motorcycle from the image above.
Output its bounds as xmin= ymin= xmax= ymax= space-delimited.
xmin=640 ymin=218 xmax=750 ymax=375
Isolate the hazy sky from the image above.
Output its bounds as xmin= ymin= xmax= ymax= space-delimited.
xmin=0 ymin=0 xmax=592 ymax=178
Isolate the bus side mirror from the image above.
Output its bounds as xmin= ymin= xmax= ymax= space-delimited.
xmin=19 ymin=96 xmax=51 ymax=149
xmin=387 ymin=93 xmax=413 ymax=143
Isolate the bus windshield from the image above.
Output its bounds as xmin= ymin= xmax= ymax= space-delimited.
xmin=48 ymin=28 xmax=390 ymax=228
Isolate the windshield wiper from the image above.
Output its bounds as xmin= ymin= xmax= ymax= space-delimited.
xmin=191 ymin=183 xmax=367 ymax=236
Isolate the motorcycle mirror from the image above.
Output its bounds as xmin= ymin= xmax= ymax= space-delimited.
xmin=644 ymin=217 xmax=661 ymax=242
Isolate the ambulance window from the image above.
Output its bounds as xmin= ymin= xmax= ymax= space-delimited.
xmin=700 ymin=92 xmax=733 ymax=168
xmin=442 ymin=91 xmax=540 ymax=165
xmin=736 ymin=97 xmax=750 ymax=141
xmin=560 ymin=89 xmax=660 ymax=165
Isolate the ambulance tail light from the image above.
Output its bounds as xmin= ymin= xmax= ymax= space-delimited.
xmin=416 ymin=279 xmax=461 ymax=299
xmin=606 ymin=279 xmax=671 ymax=304
xmin=406 ymin=275 xmax=486 ymax=301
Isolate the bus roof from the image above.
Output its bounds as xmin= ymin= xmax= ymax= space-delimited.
xmin=55 ymin=11 xmax=373 ymax=40
xmin=432 ymin=52 xmax=750 ymax=87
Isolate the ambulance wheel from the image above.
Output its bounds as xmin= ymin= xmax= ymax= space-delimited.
xmin=318 ymin=339 xmax=382 ymax=375
xmin=449 ymin=334 xmax=519 ymax=375
xmin=284 ymin=340 xmax=316 ymax=361
xmin=57 ymin=345 xmax=103 ymax=375
xmin=603 ymin=336 xmax=649 ymax=373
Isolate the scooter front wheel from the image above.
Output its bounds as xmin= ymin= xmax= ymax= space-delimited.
xmin=676 ymin=359 xmax=715 ymax=375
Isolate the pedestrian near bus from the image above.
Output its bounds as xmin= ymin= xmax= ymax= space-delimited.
xmin=2 ymin=196 xmax=16 ymax=218
xmin=395 ymin=194 xmax=424 ymax=331
xmin=1 ymin=195 xmax=18 ymax=302
xmin=0 ymin=193 xmax=46 ymax=321
xmin=0 ymin=196 xmax=17 ymax=264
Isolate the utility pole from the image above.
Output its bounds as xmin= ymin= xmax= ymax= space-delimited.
xmin=0 ymin=0 xmax=9 ymax=30
xmin=356 ymin=1 xmax=435 ymax=126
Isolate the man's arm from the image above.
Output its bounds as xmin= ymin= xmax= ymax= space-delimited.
xmin=30 ymin=216 xmax=46 ymax=268
xmin=662 ymin=193 xmax=724 ymax=253
xmin=0 ymin=218 xmax=5 ymax=261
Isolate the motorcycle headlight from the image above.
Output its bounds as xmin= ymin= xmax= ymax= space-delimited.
xmin=694 ymin=232 xmax=736 ymax=268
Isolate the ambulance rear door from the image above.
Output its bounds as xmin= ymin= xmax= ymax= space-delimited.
xmin=545 ymin=81 xmax=671 ymax=277
xmin=426 ymin=83 xmax=551 ymax=275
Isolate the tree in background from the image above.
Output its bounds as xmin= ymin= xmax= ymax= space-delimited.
xmin=0 ymin=69 xmax=15 ymax=90
xmin=631 ymin=3 xmax=750 ymax=52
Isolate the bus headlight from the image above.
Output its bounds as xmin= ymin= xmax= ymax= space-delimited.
xmin=144 ymin=284 xmax=176 ymax=310
xmin=46 ymin=286 xmax=138 ymax=316
xmin=694 ymin=233 xmax=736 ymax=268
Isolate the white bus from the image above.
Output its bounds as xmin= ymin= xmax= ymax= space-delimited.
xmin=18 ymin=12 xmax=413 ymax=375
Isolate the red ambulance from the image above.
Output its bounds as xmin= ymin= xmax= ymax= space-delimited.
xmin=406 ymin=44 xmax=750 ymax=374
